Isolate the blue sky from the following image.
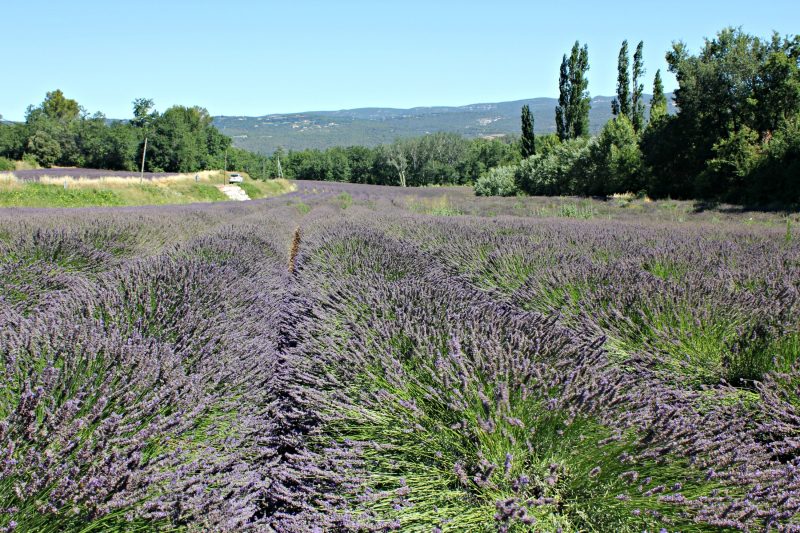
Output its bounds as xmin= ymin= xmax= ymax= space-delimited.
xmin=1 ymin=0 xmax=798 ymax=120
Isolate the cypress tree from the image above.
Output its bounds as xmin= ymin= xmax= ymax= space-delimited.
xmin=612 ymin=40 xmax=630 ymax=117
xmin=631 ymin=41 xmax=646 ymax=132
xmin=649 ymin=69 xmax=668 ymax=123
xmin=521 ymin=104 xmax=536 ymax=158
xmin=556 ymin=42 xmax=591 ymax=140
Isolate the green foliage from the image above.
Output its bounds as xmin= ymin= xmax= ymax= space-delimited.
xmin=644 ymin=28 xmax=800 ymax=203
xmin=0 ymin=122 xmax=26 ymax=160
xmin=0 ymin=179 xmax=240 ymax=208
xmin=0 ymin=183 xmax=125 ymax=207
xmin=585 ymin=115 xmax=644 ymax=195
xmin=26 ymin=130 xmax=62 ymax=168
xmin=747 ymin=111 xmax=800 ymax=204
xmin=520 ymin=105 xmax=535 ymax=158
xmin=631 ymin=41 xmax=646 ymax=133
xmin=612 ymin=40 xmax=631 ymax=117
xmin=40 ymin=89 xmax=81 ymax=122
xmin=612 ymin=41 xmax=645 ymax=133
xmin=699 ymin=126 xmax=761 ymax=200
xmin=337 ymin=192 xmax=353 ymax=209
xmin=557 ymin=201 xmax=596 ymax=219
xmin=514 ymin=139 xmax=591 ymax=195
xmin=0 ymin=157 xmax=14 ymax=171
xmin=649 ymin=70 xmax=668 ymax=124
xmin=535 ymin=133 xmax=562 ymax=157
xmin=145 ymin=105 xmax=231 ymax=173
xmin=0 ymin=91 xmax=236 ymax=175
xmin=131 ymin=98 xmax=156 ymax=130
xmin=284 ymin=133 xmax=518 ymax=187
xmin=474 ymin=165 xmax=518 ymax=197
xmin=556 ymin=41 xmax=591 ymax=141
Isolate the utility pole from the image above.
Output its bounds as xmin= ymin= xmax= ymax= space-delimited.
xmin=139 ymin=136 xmax=148 ymax=184
xmin=223 ymin=149 xmax=227 ymax=184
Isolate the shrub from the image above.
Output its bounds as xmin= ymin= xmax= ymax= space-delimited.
xmin=514 ymin=138 xmax=591 ymax=196
xmin=535 ymin=133 xmax=562 ymax=157
xmin=697 ymin=126 xmax=761 ymax=201
xmin=585 ymin=115 xmax=644 ymax=196
xmin=474 ymin=165 xmax=518 ymax=196
xmin=747 ymin=113 xmax=800 ymax=204
xmin=0 ymin=157 xmax=14 ymax=171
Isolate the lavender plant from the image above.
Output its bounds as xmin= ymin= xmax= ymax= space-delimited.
xmin=1 ymin=181 xmax=798 ymax=531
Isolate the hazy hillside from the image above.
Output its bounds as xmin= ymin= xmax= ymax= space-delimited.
xmin=214 ymin=94 xmax=676 ymax=154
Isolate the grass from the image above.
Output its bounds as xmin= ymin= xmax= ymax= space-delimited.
xmin=408 ymin=195 xmax=463 ymax=216
xmin=237 ymin=177 xmax=294 ymax=199
xmin=336 ymin=192 xmax=353 ymax=209
xmin=0 ymin=172 xmax=293 ymax=207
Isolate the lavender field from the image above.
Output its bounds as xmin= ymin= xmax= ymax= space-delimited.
xmin=1 ymin=182 xmax=798 ymax=532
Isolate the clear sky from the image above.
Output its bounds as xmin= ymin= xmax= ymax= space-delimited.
xmin=1 ymin=0 xmax=798 ymax=121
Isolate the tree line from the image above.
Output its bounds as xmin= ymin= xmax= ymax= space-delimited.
xmin=274 ymin=133 xmax=520 ymax=186
xmin=3 ymin=26 xmax=797 ymax=206
xmin=0 ymin=91 xmax=520 ymax=186
xmin=0 ymin=91 xmax=235 ymax=173
xmin=479 ymin=27 xmax=800 ymax=206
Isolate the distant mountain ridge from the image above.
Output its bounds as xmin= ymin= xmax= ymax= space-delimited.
xmin=213 ymin=94 xmax=676 ymax=154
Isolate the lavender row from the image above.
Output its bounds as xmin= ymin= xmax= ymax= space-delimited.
xmin=1 ymin=184 xmax=798 ymax=530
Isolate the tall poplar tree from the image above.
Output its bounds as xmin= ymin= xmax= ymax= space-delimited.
xmin=631 ymin=41 xmax=646 ymax=132
xmin=556 ymin=56 xmax=569 ymax=141
xmin=612 ymin=40 xmax=631 ymax=117
xmin=649 ymin=69 xmax=668 ymax=123
xmin=520 ymin=104 xmax=536 ymax=158
xmin=555 ymin=41 xmax=591 ymax=140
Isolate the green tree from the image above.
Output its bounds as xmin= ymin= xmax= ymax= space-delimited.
xmin=515 ymin=138 xmax=591 ymax=195
xmin=555 ymin=41 xmax=591 ymax=140
xmin=649 ymin=69 xmax=668 ymax=124
xmin=474 ymin=165 xmax=518 ymax=196
xmin=131 ymin=98 xmax=158 ymax=130
xmin=147 ymin=106 xmax=229 ymax=172
xmin=41 ymin=90 xmax=80 ymax=122
xmin=345 ymin=146 xmax=376 ymax=184
xmin=631 ymin=41 xmax=646 ymax=132
xmin=587 ymin=115 xmax=644 ymax=195
xmin=520 ymin=105 xmax=536 ymax=158
xmin=655 ymin=28 xmax=800 ymax=198
xmin=699 ymin=126 xmax=761 ymax=199
xmin=464 ymin=137 xmax=520 ymax=180
xmin=748 ymin=111 xmax=800 ymax=202
xmin=0 ymin=122 xmax=26 ymax=160
xmin=612 ymin=40 xmax=631 ymax=117
xmin=556 ymin=56 xmax=569 ymax=141
xmin=26 ymin=130 xmax=61 ymax=167
xmin=753 ymin=46 xmax=800 ymax=133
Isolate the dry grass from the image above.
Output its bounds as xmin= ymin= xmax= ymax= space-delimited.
xmin=0 ymin=171 xmax=294 ymax=208
xmin=32 ymin=170 xmax=221 ymax=188
xmin=288 ymin=227 xmax=302 ymax=273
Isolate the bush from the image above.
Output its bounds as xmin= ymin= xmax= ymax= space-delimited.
xmin=747 ymin=113 xmax=800 ymax=204
xmin=0 ymin=157 xmax=14 ymax=171
xmin=697 ymin=126 xmax=761 ymax=201
xmin=535 ymin=133 xmax=562 ymax=157
xmin=514 ymin=138 xmax=591 ymax=196
xmin=585 ymin=115 xmax=644 ymax=196
xmin=474 ymin=165 xmax=518 ymax=196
